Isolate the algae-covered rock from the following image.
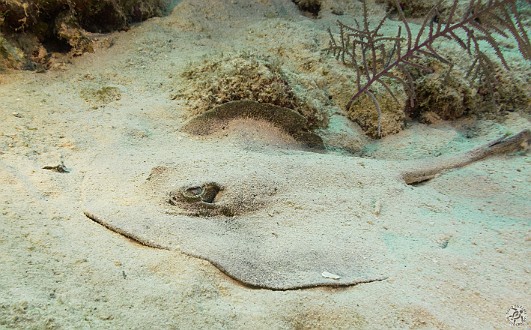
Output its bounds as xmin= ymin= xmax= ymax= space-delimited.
xmin=55 ymin=11 xmax=94 ymax=56
xmin=375 ymin=0 xmax=468 ymax=19
xmin=173 ymin=53 xmax=327 ymax=128
xmin=409 ymin=57 xmax=529 ymax=122
xmin=292 ymin=0 xmax=322 ymax=17
xmin=0 ymin=0 xmax=172 ymax=69
xmin=346 ymin=87 xmax=407 ymax=139
xmin=0 ymin=33 xmax=25 ymax=70
xmin=475 ymin=66 xmax=530 ymax=115
xmin=413 ymin=70 xmax=478 ymax=122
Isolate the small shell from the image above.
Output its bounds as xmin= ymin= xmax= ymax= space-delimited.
xmin=321 ymin=271 xmax=341 ymax=280
xmin=373 ymin=200 xmax=382 ymax=216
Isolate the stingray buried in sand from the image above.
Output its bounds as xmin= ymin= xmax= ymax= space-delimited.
xmin=82 ymin=101 xmax=530 ymax=290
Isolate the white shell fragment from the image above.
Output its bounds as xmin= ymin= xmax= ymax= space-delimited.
xmin=373 ymin=200 xmax=382 ymax=216
xmin=321 ymin=271 xmax=341 ymax=280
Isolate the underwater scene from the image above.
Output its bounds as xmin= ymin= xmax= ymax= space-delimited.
xmin=0 ymin=0 xmax=530 ymax=328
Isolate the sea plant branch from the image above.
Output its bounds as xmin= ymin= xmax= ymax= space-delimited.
xmin=326 ymin=0 xmax=531 ymax=137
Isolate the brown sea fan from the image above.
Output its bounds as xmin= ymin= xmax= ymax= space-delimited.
xmin=326 ymin=0 xmax=531 ymax=136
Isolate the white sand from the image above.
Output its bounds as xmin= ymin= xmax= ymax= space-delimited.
xmin=1 ymin=0 xmax=529 ymax=328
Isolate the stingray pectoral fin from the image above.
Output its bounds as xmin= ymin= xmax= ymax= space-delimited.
xmin=84 ymin=210 xmax=171 ymax=250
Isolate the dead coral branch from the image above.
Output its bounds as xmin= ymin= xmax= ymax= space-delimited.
xmin=402 ymin=129 xmax=530 ymax=185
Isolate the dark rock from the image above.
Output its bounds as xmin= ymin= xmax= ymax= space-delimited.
xmin=0 ymin=0 xmax=173 ymax=70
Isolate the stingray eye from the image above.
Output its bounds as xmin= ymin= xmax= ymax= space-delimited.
xmin=186 ymin=186 xmax=203 ymax=197
xmin=176 ymin=186 xmax=204 ymax=203
xmin=176 ymin=183 xmax=223 ymax=204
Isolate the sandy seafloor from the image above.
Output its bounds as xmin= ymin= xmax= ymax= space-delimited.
xmin=0 ymin=1 xmax=530 ymax=328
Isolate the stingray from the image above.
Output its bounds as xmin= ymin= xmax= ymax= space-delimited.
xmin=82 ymin=101 xmax=530 ymax=290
